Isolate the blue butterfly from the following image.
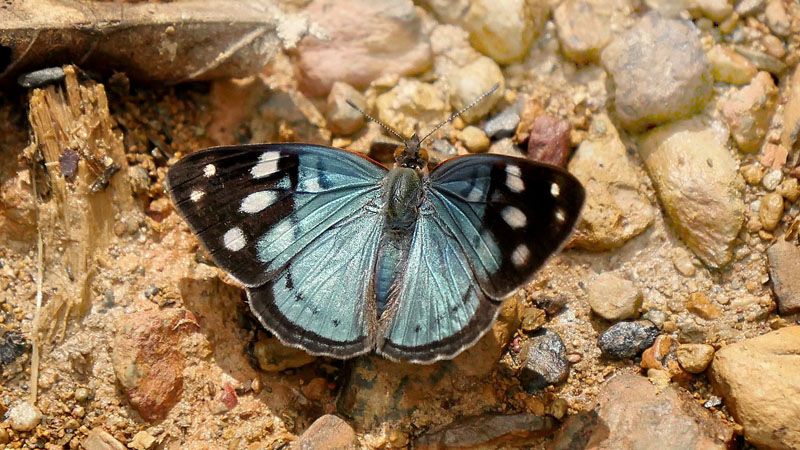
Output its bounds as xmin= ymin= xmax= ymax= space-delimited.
xmin=167 ymin=91 xmax=584 ymax=363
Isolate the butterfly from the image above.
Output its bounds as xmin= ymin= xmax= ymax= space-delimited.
xmin=166 ymin=87 xmax=585 ymax=363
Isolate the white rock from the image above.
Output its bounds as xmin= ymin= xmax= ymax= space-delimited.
xmin=8 ymin=402 xmax=42 ymax=432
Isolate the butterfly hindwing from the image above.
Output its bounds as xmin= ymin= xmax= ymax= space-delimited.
xmin=427 ymin=154 xmax=585 ymax=299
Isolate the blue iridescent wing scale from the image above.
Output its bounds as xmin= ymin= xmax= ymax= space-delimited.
xmin=167 ymin=144 xmax=388 ymax=357
xmin=378 ymin=154 xmax=584 ymax=362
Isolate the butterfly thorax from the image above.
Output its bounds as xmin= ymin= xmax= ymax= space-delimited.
xmin=383 ymin=166 xmax=423 ymax=235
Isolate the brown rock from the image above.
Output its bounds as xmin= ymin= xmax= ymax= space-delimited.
xmin=526 ymin=114 xmax=571 ymax=167
xmin=686 ymin=292 xmax=722 ymax=320
xmin=549 ymin=374 xmax=735 ymax=449
xmin=296 ymin=0 xmax=431 ymax=97
xmin=721 ymin=71 xmax=778 ymax=153
xmin=111 ymin=309 xmax=191 ymax=422
xmin=759 ymin=192 xmax=784 ymax=231
xmin=767 ymin=240 xmax=800 ymax=315
xmin=782 ymin=65 xmax=800 ymax=153
xmin=676 ymin=343 xmax=715 ymax=374
xmin=81 ymin=428 xmax=126 ymax=450
xmin=415 ymin=413 xmax=557 ymax=449
xmin=709 ymin=327 xmax=800 ymax=449
xmin=292 ymin=415 xmax=359 ymax=450
xmin=586 ymin=272 xmax=643 ymax=320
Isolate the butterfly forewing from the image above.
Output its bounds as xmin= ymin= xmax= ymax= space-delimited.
xmin=427 ymin=154 xmax=585 ymax=299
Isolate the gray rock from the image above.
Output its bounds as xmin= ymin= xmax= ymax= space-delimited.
xmin=767 ymin=240 xmax=800 ymax=315
xmin=553 ymin=0 xmax=613 ymax=64
xmin=600 ymin=12 xmax=711 ymax=130
xmin=0 ymin=331 xmax=29 ymax=367
xmin=483 ymin=105 xmax=521 ymax=139
xmin=598 ymin=320 xmax=659 ymax=360
xmin=448 ymin=56 xmax=504 ymax=124
xmin=326 ymin=82 xmax=366 ymax=135
xmin=519 ymin=328 xmax=569 ymax=392
xmin=638 ymin=119 xmax=745 ymax=267
xmin=415 ymin=413 xmax=557 ymax=449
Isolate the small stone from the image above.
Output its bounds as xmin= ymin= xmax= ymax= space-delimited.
xmin=375 ymin=78 xmax=449 ymax=139
xmin=0 ymin=427 xmax=8 ymax=444
xmin=301 ymin=377 xmax=329 ymax=402
xmin=778 ymin=178 xmax=800 ymax=202
xmin=296 ymin=0 xmax=431 ymax=96
xmin=639 ymin=119 xmax=745 ymax=267
xmin=81 ymin=428 xmax=126 ymax=450
xmin=483 ymin=106 xmax=521 ymax=140
xmin=760 ymin=143 xmax=788 ymax=169
xmin=488 ymin=137 xmax=525 ymax=158
xmin=759 ymin=193 xmax=784 ymax=231
xmin=781 ymin=66 xmax=800 ymax=152
xmin=526 ymin=114 xmax=571 ymax=167
xmin=553 ymin=0 xmax=612 ymax=64
xmin=708 ymin=45 xmax=758 ymax=84
xmin=598 ymin=320 xmax=659 ymax=360
xmin=671 ymin=247 xmax=697 ymax=277
xmin=326 ymin=82 xmax=365 ymax=135
xmin=735 ymin=0 xmax=764 ymax=15
xmin=146 ymin=197 xmax=172 ymax=222
xmin=292 ymin=414 xmax=358 ymax=450
xmin=767 ymin=240 xmax=800 ymax=315
xmin=414 ymin=413 xmax=557 ymax=449
xmin=740 ymin=164 xmax=764 ymax=185
xmin=569 ymin=114 xmax=655 ymax=250
xmin=734 ymin=45 xmax=788 ymax=76
xmin=252 ymin=337 xmax=316 ymax=372
xmin=74 ymin=387 xmax=90 ymax=402
xmin=600 ymin=12 xmax=712 ymax=130
xmin=8 ymin=401 xmax=42 ymax=431
xmin=686 ymin=292 xmax=722 ymax=320
xmin=676 ymin=343 xmax=715 ymax=373
xmin=720 ymin=71 xmax=778 ymax=152
xmin=762 ymin=169 xmax=783 ymax=191
xmin=448 ymin=56 xmax=504 ymax=124
xmin=59 ymin=149 xmax=80 ymax=178
xmin=520 ymin=307 xmax=546 ymax=333
xmin=709 ymin=327 xmax=800 ymax=449
xmin=519 ymin=329 xmax=569 ymax=392
xmin=586 ymin=272 xmax=643 ymax=321
xmin=458 ymin=126 xmax=490 ymax=153
xmin=690 ymin=0 xmax=733 ymax=22
xmin=764 ymin=0 xmax=791 ymax=37
xmin=761 ymin=34 xmax=786 ymax=59
xmin=128 ymin=431 xmax=156 ymax=450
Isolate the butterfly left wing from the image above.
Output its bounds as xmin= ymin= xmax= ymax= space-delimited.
xmin=379 ymin=154 xmax=584 ymax=362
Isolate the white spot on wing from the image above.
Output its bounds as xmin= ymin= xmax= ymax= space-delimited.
xmin=511 ymin=244 xmax=530 ymax=267
xmin=551 ymin=182 xmax=560 ymax=197
xmin=223 ymin=227 xmax=246 ymax=252
xmin=251 ymin=152 xmax=282 ymax=178
xmin=298 ymin=176 xmax=323 ymax=192
xmin=203 ymin=164 xmax=216 ymax=177
xmin=501 ymin=206 xmax=527 ymax=229
xmin=190 ymin=189 xmax=204 ymax=203
xmin=555 ymin=208 xmax=566 ymax=223
xmin=505 ymin=165 xmax=524 ymax=193
xmin=240 ymin=191 xmax=278 ymax=214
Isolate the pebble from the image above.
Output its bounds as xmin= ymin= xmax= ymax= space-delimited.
xmin=767 ymin=240 xmax=800 ymax=315
xmin=483 ymin=105 xmax=521 ymax=139
xmin=325 ymin=82 xmax=365 ymax=135
xmin=293 ymin=414 xmax=359 ymax=449
xmin=488 ymin=137 xmax=525 ymax=158
xmin=734 ymin=45 xmax=788 ymax=76
xmin=671 ymin=247 xmax=697 ymax=277
xmin=128 ymin=431 xmax=156 ymax=450
xmin=253 ymin=336 xmax=316 ymax=372
xmin=600 ymin=12 xmax=711 ymax=130
xmin=764 ymin=0 xmax=791 ymax=37
xmin=0 ymin=428 xmax=7 ymax=445
xmin=458 ymin=126 xmax=490 ymax=153
xmin=690 ymin=0 xmax=733 ymax=22
xmin=707 ymin=45 xmax=758 ymax=85
xmin=526 ymin=114 xmax=571 ymax=167
xmin=740 ymin=164 xmax=764 ymax=185
xmin=568 ymin=114 xmax=655 ymax=250
xmin=519 ymin=328 xmax=569 ymax=392
xmin=82 ymin=428 xmax=127 ymax=450
xmin=74 ymin=387 xmax=90 ymax=402
xmin=759 ymin=193 xmax=784 ymax=231
xmin=296 ymin=0 xmax=431 ymax=96
xmin=639 ymin=118 xmax=745 ymax=267
xmin=553 ymin=0 xmax=612 ymax=64
xmin=761 ymin=34 xmax=786 ymax=59
xmin=735 ymin=0 xmax=764 ymax=16
xmin=686 ymin=292 xmax=722 ymax=320
xmin=720 ymin=71 xmax=778 ymax=152
xmin=598 ymin=320 xmax=659 ymax=360
xmin=762 ymin=169 xmax=783 ymax=191
xmin=448 ymin=56 xmax=504 ymax=124
xmin=709 ymin=326 xmax=800 ymax=449
xmin=676 ymin=343 xmax=715 ymax=373
xmin=782 ymin=66 xmax=800 ymax=151
xmin=8 ymin=401 xmax=42 ymax=431
xmin=520 ymin=307 xmax=546 ymax=333
xmin=778 ymin=178 xmax=800 ymax=202
xmin=549 ymin=374 xmax=735 ymax=449
xmin=375 ymin=78 xmax=449 ymax=139
xmin=415 ymin=413 xmax=557 ymax=449
xmin=587 ymin=272 xmax=643 ymax=321
xmin=427 ymin=0 xmax=549 ymax=64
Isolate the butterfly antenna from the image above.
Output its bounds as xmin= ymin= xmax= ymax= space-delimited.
xmin=419 ymin=83 xmax=500 ymax=144
xmin=346 ymin=100 xmax=407 ymax=143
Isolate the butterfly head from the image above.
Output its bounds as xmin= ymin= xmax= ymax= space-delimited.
xmin=394 ymin=133 xmax=429 ymax=170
